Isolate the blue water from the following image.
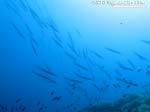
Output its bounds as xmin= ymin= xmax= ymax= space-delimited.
xmin=0 ymin=0 xmax=150 ymax=112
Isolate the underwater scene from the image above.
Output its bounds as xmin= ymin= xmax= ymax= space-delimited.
xmin=0 ymin=0 xmax=150 ymax=112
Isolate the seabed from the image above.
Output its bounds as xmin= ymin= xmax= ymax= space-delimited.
xmin=80 ymin=93 xmax=150 ymax=112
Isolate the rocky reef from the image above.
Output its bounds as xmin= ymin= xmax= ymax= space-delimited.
xmin=79 ymin=93 xmax=150 ymax=112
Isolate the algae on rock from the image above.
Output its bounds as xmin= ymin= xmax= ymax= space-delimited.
xmin=79 ymin=93 xmax=150 ymax=112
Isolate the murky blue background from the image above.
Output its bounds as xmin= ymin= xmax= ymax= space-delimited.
xmin=0 ymin=0 xmax=150 ymax=112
